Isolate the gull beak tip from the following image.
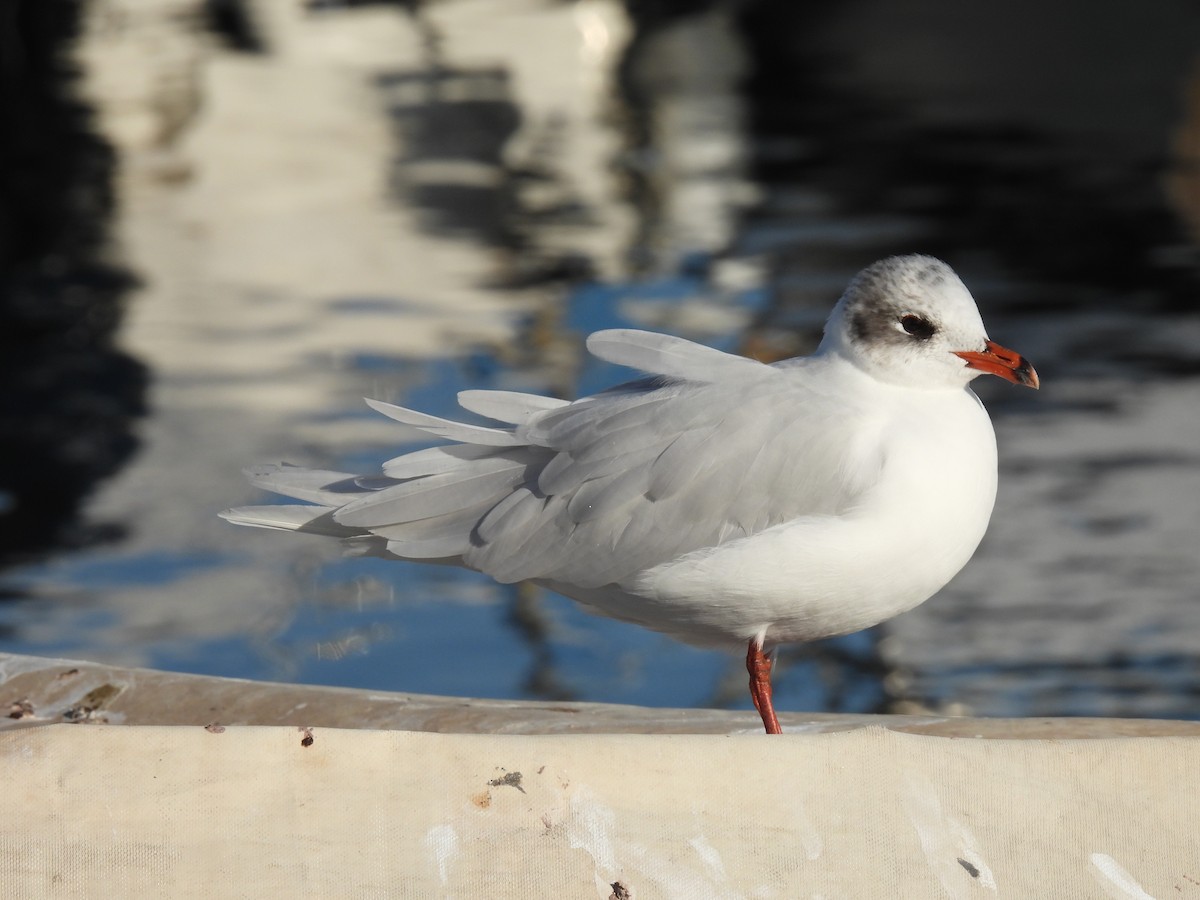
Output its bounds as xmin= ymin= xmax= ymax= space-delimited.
xmin=955 ymin=340 xmax=1040 ymax=390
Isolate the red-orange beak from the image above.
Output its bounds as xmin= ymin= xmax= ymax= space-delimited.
xmin=954 ymin=340 xmax=1040 ymax=389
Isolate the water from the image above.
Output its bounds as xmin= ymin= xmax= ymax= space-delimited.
xmin=0 ymin=0 xmax=1197 ymax=720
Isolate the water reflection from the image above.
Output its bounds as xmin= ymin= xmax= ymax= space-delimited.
xmin=0 ymin=0 xmax=1197 ymax=721
xmin=0 ymin=1 xmax=146 ymax=566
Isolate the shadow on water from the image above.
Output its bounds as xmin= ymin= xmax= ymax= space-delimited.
xmin=0 ymin=1 xmax=146 ymax=567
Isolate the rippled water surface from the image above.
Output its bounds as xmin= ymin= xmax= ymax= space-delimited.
xmin=1 ymin=0 xmax=1198 ymax=719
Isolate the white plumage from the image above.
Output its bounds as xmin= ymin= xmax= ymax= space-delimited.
xmin=223 ymin=255 xmax=1038 ymax=732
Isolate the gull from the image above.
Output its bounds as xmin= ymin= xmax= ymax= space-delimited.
xmin=222 ymin=255 xmax=1038 ymax=734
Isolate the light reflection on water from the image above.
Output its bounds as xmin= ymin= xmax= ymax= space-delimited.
xmin=1 ymin=0 xmax=1198 ymax=720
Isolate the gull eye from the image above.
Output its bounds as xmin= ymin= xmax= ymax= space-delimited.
xmin=900 ymin=315 xmax=936 ymax=341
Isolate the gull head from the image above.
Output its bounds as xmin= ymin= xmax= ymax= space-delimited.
xmin=819 ymin=255 xmax=1039 ymax=391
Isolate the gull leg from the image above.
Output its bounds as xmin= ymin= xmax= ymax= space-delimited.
xmin=746 ymin=639 xmax=782 ymax=734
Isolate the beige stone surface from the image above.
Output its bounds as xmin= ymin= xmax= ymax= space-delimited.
xmin=4 ymin=653 xmax=1200 ymax=896
xmin=3 ymin=718 xmax=1200 ymax=897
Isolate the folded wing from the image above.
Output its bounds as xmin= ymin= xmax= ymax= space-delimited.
xmin=224 ymin=330 xmax=886 ymax=589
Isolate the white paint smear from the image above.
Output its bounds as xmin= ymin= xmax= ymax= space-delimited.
xmin=424 ymin=823 xmax=459 ymax=886
xmin=1090 ymin=853 xmax=1157 ymax=900
xmin=790 ymin=799 xmax=824 ymax=861
xmin=902 ymin=774 xmax=997 ymax=897
xmin=688 ymin=832 xmax=728 ymax=881
xmin=567 ymin=788 xmax=619 ymax=876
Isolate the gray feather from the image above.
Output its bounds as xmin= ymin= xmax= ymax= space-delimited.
xmin=473 ymin=488 xmax=546 ymax=546
xmin=537 ymin=443 xmax=662 ymax=497
xmin=523 ymin=394 xmax=678 ymax=451
xmin=586 ymin=329 xmax=766 ymax=381
xmin=364 ymin=398 xmax=522 ymax=446
xmin=371 ymin=501 xmax=499 ymax=559
xmin=457 ymin=390 xmax=568 ymax=424
xmin=246 ymin=464 xmax=388 ymax=506
xmin=335 ymin=455 xmax=529 ymax=527
xmin=565 ymin=463 xmax=651 ymax=524
xmin=219 ymin=505 xmax=362 ymax=537
xmin=382 ymin=444 xmax=502 ymax=479
xmin=645 ymin=425 xmax=721 ymax=501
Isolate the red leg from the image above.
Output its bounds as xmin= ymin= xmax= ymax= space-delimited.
xmin=746 ymin=639 xmax=782 ymax=734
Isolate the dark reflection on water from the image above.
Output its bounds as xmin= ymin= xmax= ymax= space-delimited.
xmin=1 ymin=0 xmax=1198 ymax=720
xmin=736 ymin=1 xmax=1200 ymax=313
xmin=0 ymin=1 xmax=146 ymax=566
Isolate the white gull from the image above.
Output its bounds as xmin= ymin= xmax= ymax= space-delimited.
xmin=222 ymin=254 xmax=1039 ymax=733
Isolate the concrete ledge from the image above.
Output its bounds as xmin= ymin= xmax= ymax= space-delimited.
xmin=3 ymin=651 xmax=1199 ymax=737
xmin=4 ymin=653 xmax=1200 ymax=897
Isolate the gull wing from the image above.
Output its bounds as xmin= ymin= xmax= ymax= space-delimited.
xmin=226 ymin=330 xmax=887 ymax=589
xmin=466 ymin=364 xmax=886 ymax=587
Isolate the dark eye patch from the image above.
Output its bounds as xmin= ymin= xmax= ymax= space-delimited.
xmin=900 ymin=315 xmax=936 ymax=341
